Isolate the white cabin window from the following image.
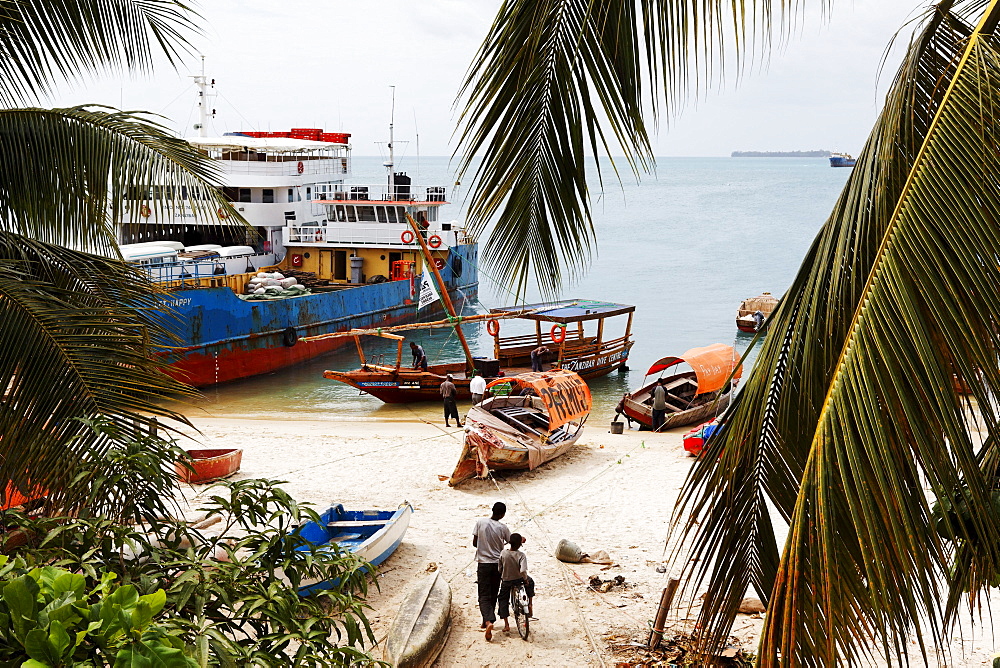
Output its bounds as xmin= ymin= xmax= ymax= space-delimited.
xmin=263 ymin=189 xmax=274 ymax=203
xmin=345 ymin=206 xmax=357 ymax=223
xmin=288 ymin=188 xmax=294 ymax=203
xmin=238 ymin=188 xmax=251 ymax=203
xmin=376 ymin=206 xmax=387 ymax=223
xmin=335 ymin=205 xmax=347 ymax=222
xmin=306 ymin=187 xmax=312 ymax=201
xmin=356 ymin=206 xmax=376 ymax=222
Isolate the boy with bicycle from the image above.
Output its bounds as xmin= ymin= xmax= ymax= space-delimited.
xmin=497 ymin=533 xmax=535 ymax=632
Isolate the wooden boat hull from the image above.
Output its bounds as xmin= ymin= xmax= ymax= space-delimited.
xmin=297 ymin=502 xmax=412 ymax=596
xmin=176 ymin=449 xmax=243 ymax=484
xmin=449 ymin=399 xmax=584 ymax=485
xmin=384 ymin=571 xmax=452 ymax=668
xmin=618 ymin=371 xmax=733 ymax=431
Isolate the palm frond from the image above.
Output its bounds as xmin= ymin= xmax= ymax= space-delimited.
xmin=0 ymin=0 xmax=198 ymax=105
xmin=456 ymin=0 xmax=822 ymax=296
xmin=0 ymin=105 xmax=234 ymax=251
xmin=0 ymin=234 xmax=196 ymax=516
xmin=670 ymin=1 xmax=1000 ymax=664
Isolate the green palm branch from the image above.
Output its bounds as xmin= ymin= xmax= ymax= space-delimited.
xmin=456 ymin=0 xmax=811 ymax=296
xmin=0 ymin=1 xmax=238 ymax=517
xmin=670 ymin=0 xmax=1000 ymax=664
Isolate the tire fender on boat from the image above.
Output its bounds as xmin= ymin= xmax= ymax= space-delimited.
xmin=282 ymin=327 xmax=299 ymax=347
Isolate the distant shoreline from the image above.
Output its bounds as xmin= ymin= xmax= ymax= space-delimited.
xmin=731 ymin=150 xmax=832 ymax=158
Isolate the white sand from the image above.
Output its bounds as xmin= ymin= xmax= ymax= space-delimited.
xmin=175 ymin=416 xmax=998 ymax=667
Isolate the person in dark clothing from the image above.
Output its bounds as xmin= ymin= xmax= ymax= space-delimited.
xmin=473 ymin=502 xmax=510 ymax=641
xmin=530 ymin=345 xmax=549 ymax=372
xmin=651 ymin=377 xmax=669 ymax=432
xmin=410 ymin=341 xmax=428 ymax=370
xmin=752 ymin=310 xmax=765 ymax=332
xmin=441 ymin=373 xmax=462 ymax=427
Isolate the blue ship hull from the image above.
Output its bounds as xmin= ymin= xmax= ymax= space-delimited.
xmin=160 ymin=244 xmax=479 ymax=386
xmin=829 ymin=156 xmax=857 ymax=167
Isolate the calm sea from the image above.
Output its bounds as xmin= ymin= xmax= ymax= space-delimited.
xmin=192 ymin=156 xmax=851 ymax=426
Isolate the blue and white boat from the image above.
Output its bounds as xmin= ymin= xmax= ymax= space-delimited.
xmin=295 ymin=502 xmax=413 ymax=596
xmin=829 ymin=152 xmax=857 ymax=167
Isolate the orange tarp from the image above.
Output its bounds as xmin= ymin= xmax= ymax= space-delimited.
xmin=645 ymin=343 xmax=742 ymax=395
xmin=486 ymin=369 xmax=592 ymax=431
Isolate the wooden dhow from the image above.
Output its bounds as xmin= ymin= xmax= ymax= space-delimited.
xmin=735 ymin=292 xmax=779 ymax=333
xmin=449 ymin=369 xmax=591 ymax=485
xmin=617 ymin=344 xmax=741 ymax=431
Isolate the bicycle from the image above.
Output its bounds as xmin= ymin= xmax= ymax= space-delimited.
xmin=510 ymin=581 xmax=530 ymax=640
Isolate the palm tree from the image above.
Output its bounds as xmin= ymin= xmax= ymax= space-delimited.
xmin=461 ymin=0 xmax=1000 ymax=664
xmin=0 ymin=1 xmax=234 ymax=517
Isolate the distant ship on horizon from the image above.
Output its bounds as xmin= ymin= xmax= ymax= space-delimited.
xmin=829 ymin=152 xmax=857 ymax=167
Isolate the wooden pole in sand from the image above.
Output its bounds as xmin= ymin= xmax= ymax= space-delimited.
xmin=648 ymin=578 xmax=680 ymax=649
xmin=404 ymin=213 xmax=475 ymax=373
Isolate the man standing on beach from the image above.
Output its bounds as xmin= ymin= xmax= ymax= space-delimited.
xmin=441 ymin=374 xmax=462 ymax=427
xmin=470 ymin=372 xmax=487 ymax=405
xmin=651 ymin=377 xmax=668 ymax=431
xmin=473 ymin=502 xmax=511 ymax=641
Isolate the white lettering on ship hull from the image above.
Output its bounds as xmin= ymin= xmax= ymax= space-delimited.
xmin=563 ymin=350 xmax=627 ymax=372
xmin=160 ymin=298 xmax=192 ymax=309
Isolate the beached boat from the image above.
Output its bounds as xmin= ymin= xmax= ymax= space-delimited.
xmin=736 ymin=292 xmax=779 ymax=333
xmin=682 ymin=420 xmax=719 ymax=456
xmin=321 ymin=299 xmax=634 ymax=403
xmin=296 ymin=502 xmax=413 ymax=596
xmin=383 ymin=571 xmax=452 ymax=667
xmin=617 ymin=344 xmax=741 ymax=431
xmin=175 ymin=448 xmax=243 ymax=484
xmin=449 ymin=369 xmax=591 ymax=485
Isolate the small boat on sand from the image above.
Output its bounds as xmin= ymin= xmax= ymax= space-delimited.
xmin=617 ymin=344 xmax=741 ymax=431
xmin=449 ymin=369 xmax=591 ymax=485
xmin=175 ymin=448 xmax=243 ymax=484
xmin=682 ymin=419 xmax=719 ymax=456
xmin=383 ymin=571 xmax=452 ymax=667
xmin=736 ymin=292 xmax=779 ymax=333
xmin=295 ymin=502 xmax=412 ymax=595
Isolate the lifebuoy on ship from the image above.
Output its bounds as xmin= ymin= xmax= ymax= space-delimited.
xmin=297 ymin=161 xmax=305 ymax=174
xmin=400 ymin=230 xmax=415 ymax=244
xmin=217 ymin=207 xmax=228 ymax=220
xmin=550 ymin=324 xmax=566 ymax=344
xmin=139 ymin=204 xmax=151 ymax=218
xmin=282 ymin=327 xmax=298 ymax=347
xmin=428 ymin=235 xmax=442 ymax=248
xmin=486 ymin=319 xmax=500 ymax=336
xmin=291 ymin=254 xmax=303 ymax=267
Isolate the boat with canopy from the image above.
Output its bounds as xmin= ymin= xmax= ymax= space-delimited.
xmin=616 ymin=344 xmax=741 ymax=431
xmin=449 ymin=369 xmax=591 ymax=485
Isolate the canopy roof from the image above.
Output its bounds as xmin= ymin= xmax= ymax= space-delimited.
xmin=645 ymin=343 xmax=742 ymax=395
xmin=186 ymin=136 xmax=341 ymax=152
xmin=490 ymin=299 xmax=634 ymax=324
xmin=486 ymin=369 xmax=592 ymax=431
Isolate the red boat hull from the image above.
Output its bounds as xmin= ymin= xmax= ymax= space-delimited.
xmin=177 ymin=449 xmax=243 ymax=484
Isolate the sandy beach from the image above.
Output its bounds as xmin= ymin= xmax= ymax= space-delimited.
xmin=175 ymin=414 xmax=998 ymax=667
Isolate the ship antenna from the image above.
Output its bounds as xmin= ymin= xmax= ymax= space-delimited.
xmin=192 ymin=55 xmax=216 ymax=137
xmin=385 ymin=85 xmax=396 ymax=199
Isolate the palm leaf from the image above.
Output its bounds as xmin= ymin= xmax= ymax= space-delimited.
xmin=0 ymin=233 xmax=196 ymax=516
xmin=671 ymin=0 xmax=1000 ymax=664
xmin=456 ymin=0 xmax=820 ymax=296
xmin=0 ymin=0 xmax=197 ymax=105
xmin=0 ymin=105 xmax=234 ymax=251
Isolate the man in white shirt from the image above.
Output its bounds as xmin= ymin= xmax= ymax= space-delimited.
xmin=472 ymin=501 xmax=511 ymax=640
xmin=470 ymin=372 xmax=487 ymax=405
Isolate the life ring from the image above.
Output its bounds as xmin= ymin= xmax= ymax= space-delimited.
xmin=428 ymin=235 xmax=442 ymax=248
xmin=282 ymin=327 xmax=298 ymax=347
xmin=400 ymin=229 xmax=415 ymax=244
xmin=550 ymin=324 xmax=566 ymax=344
xmin=486 ymin=319 xmax=500 ymax=336
xmin=139 ymin=204 xmax=151 ymax=218
xmin=217 ymin=207 xmax=228 ymax=220
xmin=297 ymin=161 xmax=305 ymax=174
xmin=291 ymin=254 xmax=303 ymax=267
xmin=433 ymin=257 xmax=446 ymax=270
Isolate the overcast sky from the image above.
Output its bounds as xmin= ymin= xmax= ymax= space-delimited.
xmin=45 ymin=0 xmax=929 ymax=157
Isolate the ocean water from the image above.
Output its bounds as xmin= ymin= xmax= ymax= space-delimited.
xmin=192 ymin=156 xmax=851 ymax=425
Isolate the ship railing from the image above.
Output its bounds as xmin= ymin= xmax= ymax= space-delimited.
xmin=141 ymin=253 xmax=276 ymax=284
xmin=312 ymin=184 xmax=449 ymax=204
xmin=285 ymin=222 xmax=466 ymax=248
xmin=212 ymin=157 xmax=350 ymax=177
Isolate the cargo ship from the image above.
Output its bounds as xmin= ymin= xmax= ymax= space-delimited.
xmin=120 ymin=75 xmax=478 ymax=387
xmin=829 ymin=152 xmax=857 ymax=167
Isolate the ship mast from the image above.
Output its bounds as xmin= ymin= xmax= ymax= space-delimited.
xmin=385 ymin=86 xmax=395 ymax=199
xmin=192 ymin=56 xmax=216 ymax=137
